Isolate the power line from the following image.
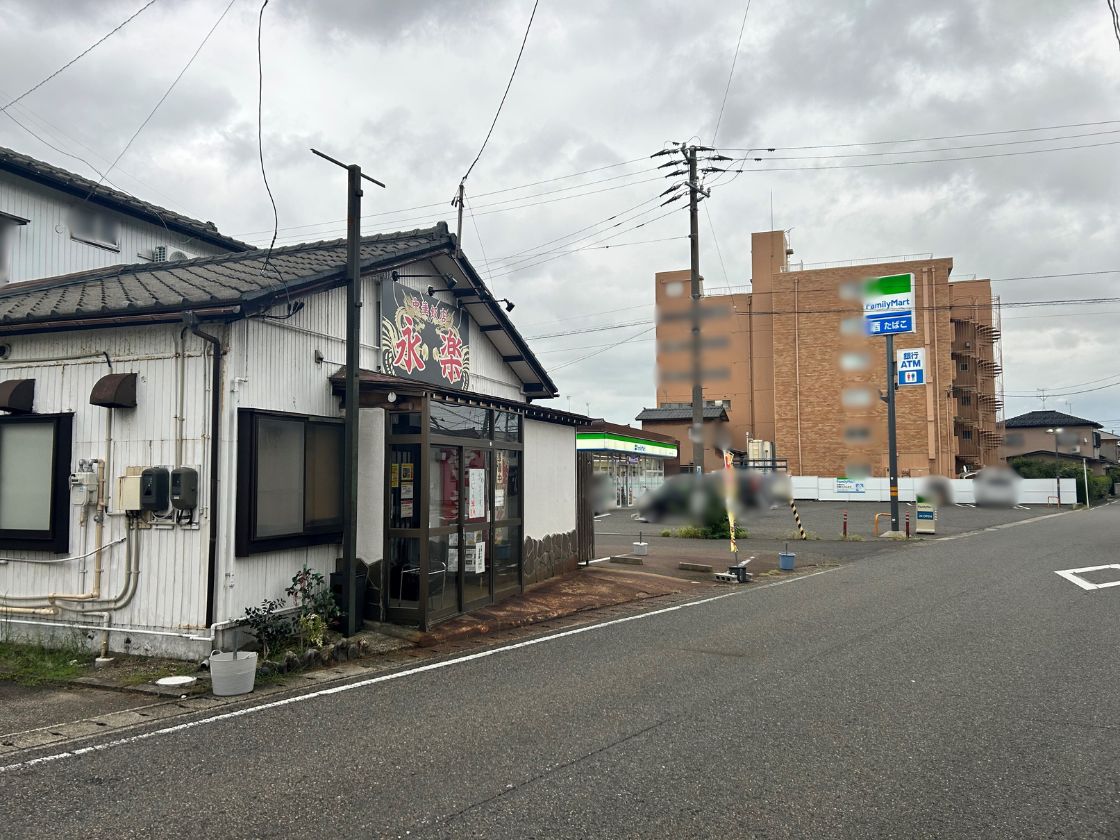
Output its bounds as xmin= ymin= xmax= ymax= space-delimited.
xmin=704 ymin=203 xmax=730 ymax=286
xmin=550 ymin=325 xmax=656 ymax=372
xmin=461 ymin=0 xmax=540 ymax=185
xmin=1 ymin=0 xmax=160 ymax=114
xmin=489 ymin=200 xmax=668 ymax=271
xmin=526 ymin=295 xmax=1120 ymax=340
xmin=710 ymin=0 xmax=752 ymax=146
xmin=716 ymin=137 xmax=1120 ymax=176
xmin=1108 ymin=0 xmax=1120 ymax=54
xmin=717 ymin=118 xmax=1120 ymax=152
xmin=465 ymin=197 xmax=495 ymax=286
xmin=229 ymin=157 xmax=651 ymax=239
xmin=730 ymin=126 xmax=1120 ymax=161
xmin=485 ymin=206 xmax=682 ymax=281
xmin=85 ymin=0 xmax=237 ymax=199
xmin=244 ymin=171 xmax=665 ymax=247
xmin=256 ymin=0 xmax=283 ymax=285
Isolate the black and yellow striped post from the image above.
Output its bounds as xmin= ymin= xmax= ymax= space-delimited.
xmin=788 ymin=498 xmax=808 ymax=540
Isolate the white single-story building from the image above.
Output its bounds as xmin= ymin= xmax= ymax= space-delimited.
xmin=0 ymin=222 xmax=592 ymax=658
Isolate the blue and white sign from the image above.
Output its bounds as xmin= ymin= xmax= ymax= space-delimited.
xmin=863 ymin=273 xmax=916 ymax=336
xmin=896 ymin=347 xmax=926 ymax=386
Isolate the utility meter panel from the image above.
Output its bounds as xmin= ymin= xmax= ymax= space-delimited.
xmin=170 ymin=467 xmax=199 ymax=510
xmin=140 ymin=467 xmax=170 ymax=511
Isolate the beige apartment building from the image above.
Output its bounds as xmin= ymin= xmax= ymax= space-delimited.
xmin=638 ymin=230 xmax=1004 ymax=477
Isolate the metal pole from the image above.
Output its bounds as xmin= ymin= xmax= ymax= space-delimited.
xmin=343 ymin=164 xmax=362 ymax=637
xmin=455 ymin=181 xmax=465 ymax=258
xmin=688 ymin=145 xmax=703 ymax=476
xmin=1055 ymin=434 xmax=1061 ymax=507
xmin=309 ymin=148 xmax=384 ymax=636
xmin=1083 ymin=456 xmax=1090 ymax=509
xmin=886 ymin=334 xmax=900 ymax=532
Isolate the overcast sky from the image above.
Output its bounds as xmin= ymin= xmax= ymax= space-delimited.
xmin=2 ymin=0 xmax=1119 ymax=433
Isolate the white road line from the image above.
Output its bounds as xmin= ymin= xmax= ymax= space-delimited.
xmin=0 ymin=567 xmax=845 ymax=774
xmin=1054 ymin=564 xmax=1120 ymax=591
xmin=586 ymin=556 xmax=613 ymax=564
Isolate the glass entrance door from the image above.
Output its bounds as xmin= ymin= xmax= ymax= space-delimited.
xmin=462 ymin=448 xmax=492 ymax=610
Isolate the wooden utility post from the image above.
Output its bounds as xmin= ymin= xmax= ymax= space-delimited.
xmin=310 ymin=148 xmax=385 ymax=636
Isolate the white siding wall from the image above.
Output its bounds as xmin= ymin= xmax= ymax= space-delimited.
xmin=0 ymin=172 xmax=232 ymax=285
xmin=0 ymin=258 xmax=538 ymax=657
xmin=0 ymin=325 xmax=213 ymax=654
xmin=522 ymin=419 xmax=577 ymax=539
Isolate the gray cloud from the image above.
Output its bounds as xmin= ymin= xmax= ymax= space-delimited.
xmin=0 ymin=0 xmax=1117 ymax=428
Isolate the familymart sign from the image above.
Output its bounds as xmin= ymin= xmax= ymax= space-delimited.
xmin=576 ymin=432 xmax=678 ymax=458
xmin=863 ymin=273 xmax=915 ymax=336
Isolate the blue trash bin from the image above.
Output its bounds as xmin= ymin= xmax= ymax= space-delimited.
xmin=778 ymin=552 xmax=795 ymax=571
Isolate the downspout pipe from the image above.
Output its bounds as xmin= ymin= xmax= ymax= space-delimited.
xmin=184 ymin=312 xmax=222 ymax=628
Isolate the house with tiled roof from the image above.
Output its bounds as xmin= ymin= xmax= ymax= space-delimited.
xmin=1002 ymin=409 xmax=1114 ymax=474
xmin=0 ymin=145 xmax=252 ymax=287
xmin=0 ymin=222 xmax=592 ymax=659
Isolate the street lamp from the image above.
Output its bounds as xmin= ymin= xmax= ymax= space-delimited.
xmin=1047 ymin=427 xmax=1063 ymax=506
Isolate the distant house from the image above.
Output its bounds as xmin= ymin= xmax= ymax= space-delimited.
xmin=1002 ymin=410 xmax=1111 ymax=475
xmin=0 ymin=222 xmax=591 ymax=658
xmin=0 ymin=145 xmax=251 ymax=286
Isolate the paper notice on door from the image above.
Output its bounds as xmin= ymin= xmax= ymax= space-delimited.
xmin=400 ymin=500 xmax=413 ymax=518
xmin=468 ymin=468 xmax=486 ymax=518
xmin=401 ymin=482 xmax=414 ymax=500
xmin=495 ymin=488 xmax=505 ymax=510
xmin=390 ymin=464 xmax=399 ymax=488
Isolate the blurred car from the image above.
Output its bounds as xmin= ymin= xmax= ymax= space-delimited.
xmin=636 ymin=469 xmax=770 ymax=524
xmin=973 ymin=467 xmax=1020 ymax=507
xmin=916 ymin=474 xmax=954 ymax=506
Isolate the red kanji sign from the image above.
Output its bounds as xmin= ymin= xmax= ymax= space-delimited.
xmin=382 ymin=286 xmax=470 ymax=389
xmin=437 ymin=329 xmax=464 ymax=383
xmin=392 ymin=314 xmax=426 ymax=374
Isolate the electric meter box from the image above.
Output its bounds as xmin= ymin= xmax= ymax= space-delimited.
xmin=170 ymin=467 xmax=199 ymax=510
xmin=140 ymin=467 xmax=170 ymax=511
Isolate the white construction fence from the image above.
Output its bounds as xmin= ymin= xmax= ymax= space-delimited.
xmin=790 ymin=476 xmax=1077 ymax=506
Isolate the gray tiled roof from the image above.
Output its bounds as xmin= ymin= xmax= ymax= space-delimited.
xmin=635 ymin=406 xmax=729 ymax=422
xmin=0 ymin=224 xmax=451 ymax=327
xmin=1004 ymin=410 xmax=1102 ymax=430
xmin=0 ymin=145 xmax=253 ymax=252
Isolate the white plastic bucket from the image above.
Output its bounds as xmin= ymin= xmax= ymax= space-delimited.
xmin=209 ymin=650 xmax=257 ymax=696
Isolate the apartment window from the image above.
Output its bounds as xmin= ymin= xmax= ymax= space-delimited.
xmin=236 ymin=410 xmax=343 ymax=555
xmin=962 ymin=430 xmax=973 ymax=441
xmin=960 ymin=394 xmax=971 ymax=407
xmin=0 ymin=414 xmax=72 ymax=552
xmin=959 ymin=362 xmax=969 ymax=372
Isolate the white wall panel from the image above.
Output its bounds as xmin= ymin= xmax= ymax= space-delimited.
xmin=0 ymin=174 xmax=231 ymax=285
xmin=523 ymin=419 xmax=576 ymax=538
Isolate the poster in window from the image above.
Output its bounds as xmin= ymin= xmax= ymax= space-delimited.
xmin=381 ymin=282 xmax=471 ymax=389
xmin=468 ymin=468 xmax=486 ymax=519
xmin=400 ymin=500 xmax=413 ymax=518
xmin=401 ymin=463 xmax=414 ymax=482
xmin=401 ymin=482 xmax=414 ymax=500
xmin=465 ymin=541 xmax=486 ymax=574
xmin=390 ymin=464 xmax=399 ymax=488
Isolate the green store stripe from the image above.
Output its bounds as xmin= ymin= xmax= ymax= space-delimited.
xmin=864 ymin=274 xmax=913 ymax=296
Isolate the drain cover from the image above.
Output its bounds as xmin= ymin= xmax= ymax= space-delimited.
xmin=155 ymin=675 xmax=196 ymax=688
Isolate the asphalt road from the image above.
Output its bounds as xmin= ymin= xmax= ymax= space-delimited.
xmin=2 ymin=503 xmax=1119 ymax=838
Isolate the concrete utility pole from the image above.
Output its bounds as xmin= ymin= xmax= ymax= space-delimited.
xmin=311 ymin=148 xmax=385 ymax=637
xmin=682 ymin=144 xmax=710 ymax=475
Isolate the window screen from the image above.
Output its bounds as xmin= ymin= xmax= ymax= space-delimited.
xmin=0 ymin=422 xmax=54 ymax=531
xmin=0 ymin=414 xmax=71 ymax=551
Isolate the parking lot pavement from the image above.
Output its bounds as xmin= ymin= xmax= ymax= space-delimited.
xmin=597 ymin=499 xmax=1052 ymax=541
